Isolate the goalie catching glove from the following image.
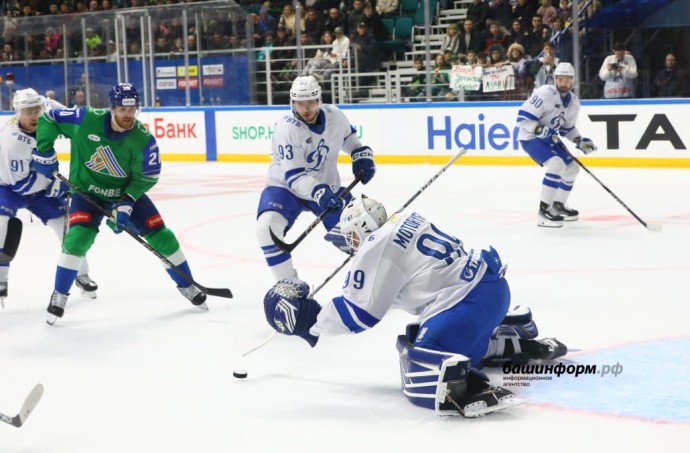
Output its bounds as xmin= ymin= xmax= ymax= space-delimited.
xmin=264 ymin=279 xmax=321 ymax=347
xmin=576 ymin=137 xmax=597 ymax=155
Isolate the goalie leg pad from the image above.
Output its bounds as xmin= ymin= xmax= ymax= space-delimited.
xmin=396 ymin=331 xmax=471 ymax=415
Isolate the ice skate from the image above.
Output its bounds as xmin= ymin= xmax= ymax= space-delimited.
xmin=0 ymin=281 xmax=7 ymax=309
xmin=538 ymin=202 xmax=564 ymax=228
xmin=75 ymin=274 xmax=98 ymax=299
xmin=177 ymin=285 xmax=208 ymax=310
xmin=552 ymin=201 xmax=579 ymax=221
xmin=520 ymin=337 xmax=568 ymax=361
xmin=46 ymin=290 xmax=69 ymax=326
xmin=455 ymin=385 xmax=524 ymax=418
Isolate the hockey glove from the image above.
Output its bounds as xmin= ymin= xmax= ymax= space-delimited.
xmin=576 ymin=137 xmax=597 ymax=155
xmin=108 ymin=195 xmax=135 ymax=234
xmin=351 ymin=147 xmax=376 ymax=184
xmin=312 ymin=184 xmax=343 ymax=212
xmin=534 ymin=126 xmax=557 ymax=142
xmin=45 ymin=178 xmax=69 ymax=198
xmin=264 ymin=279 xmax=321 ymax=347
xmin=31 ymin=148 xmax=58 ymax=177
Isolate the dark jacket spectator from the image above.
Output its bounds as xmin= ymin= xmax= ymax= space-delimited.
xmin=457 ymin=18 xmax=483 ymax=60
xmin=652 ymin=53 xmax=688 ymax=97
xmin=304 ymin=8 xmax=325 ymax=43
xmin=466 ymin=0 xmax=490 ymax=31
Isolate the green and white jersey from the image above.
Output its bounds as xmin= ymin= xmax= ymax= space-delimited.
xmin=36 ymin=106 xmax=161 ymax=202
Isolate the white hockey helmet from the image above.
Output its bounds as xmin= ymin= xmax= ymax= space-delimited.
xmin=13 ymin=88 xmax=43 ymax=113
xmin=554 ymin=62 xmax=575 ymax=77
xmin=340 ymin=195 xmax=388 ymax=250
xmin=290 ymin=76 xmax=322 ymax=103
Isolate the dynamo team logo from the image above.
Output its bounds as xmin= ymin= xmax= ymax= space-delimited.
xmin=306 ymin=139 xmax=329 ymax=172
xmin=85 ymin=145 xmax=127 ymax=177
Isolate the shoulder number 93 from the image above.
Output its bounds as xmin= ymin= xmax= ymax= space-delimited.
xmin=278 ymin=144 xmax=294 ymax=160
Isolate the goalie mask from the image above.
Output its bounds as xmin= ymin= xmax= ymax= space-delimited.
xmin=339 ymin=195 xmax=388 ymax=250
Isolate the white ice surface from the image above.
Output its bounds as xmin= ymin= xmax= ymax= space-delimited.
xmin=1 ymin=162 xmax=688 ymax=452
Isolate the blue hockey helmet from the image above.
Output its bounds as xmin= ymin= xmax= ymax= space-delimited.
xmin=109 ymin=83 xmax=139 ymax=107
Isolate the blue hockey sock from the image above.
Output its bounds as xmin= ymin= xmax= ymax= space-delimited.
xmin=166 ymin=260 xmax=192 ymax=287
xmin=55 ymin=266 xmax=78 ymax=294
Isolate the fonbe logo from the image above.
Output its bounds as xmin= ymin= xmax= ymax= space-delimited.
xmin=589 ymin=114 xmax=686 ymax=150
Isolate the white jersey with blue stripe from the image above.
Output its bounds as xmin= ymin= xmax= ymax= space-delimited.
xmin=516 ymin=85 xmax=581 ymax=142
xmin=311 ymin=211 xmax=495 ymax=336
xmin=265 ymin=104 xmax=364 ymax=200
xmin=0 ymin=116 xmax=52 ymax=195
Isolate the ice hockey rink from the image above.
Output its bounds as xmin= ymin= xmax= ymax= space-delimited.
xmin=1 ymin=160 xmax=688 ymax=452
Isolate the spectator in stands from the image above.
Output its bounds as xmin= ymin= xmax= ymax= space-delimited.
xmin=506 ymin=18 xmax=531 ymax=51
xmin=302 ymin=30 xmax=340 ymax=81
xmin=537 ymin=0 xmax=558 ymax=28
xmin=43 ymin=27 xmax=61 ymax=57
xmin=506 ymin=42 xmax=529 ymax=75
xmin=347 ymin=0 xmax=366 ymax=35
xmin=85 ymin=27 xmax=104 ymax=56
xmin=512 ymin=0 xmax=536 ymax=30
xmin=362 ymin=3 xmax=387 ymax=43
xmin=254 ymin=7 xmax=278 ymax=45
xmin=324 ymin=7 xmax=347 ymax=35
xmin=47 ymin=3 xmax=60 ymax=15
xmin=403 ymin=56 xmax=428 ymax=101
xmin=1 ymin=43 xmax=20 ymax=62
xmin=652 ymin=53 xmax=688 ymax=98
xmin=466 ymin=0 xmax=490 ymax=31
xmin=489 ymin=0 xmax=513 ymax=30
xmin=457 ymin=18 xmax=483 ymax=62
xmin=376 ymin=0 xmax=399 ymax=18
xmin=270 ymin=25 xmax=296 ymax=76
xmin=441 ymin=23 xmax=460 ymax=55
xmin=527 ymin=15 xmax=546 ymax=57
xmin=332 ymin=26 xmax=351 ymax=68
xmin=432 ymin=52 xmax=453 ymax=99
xmin=350 ymin=21 xmax=380 ymax=78
xmin=170 ymin=36 xmax=185 ymax=53
xmin=305 ymin=8 xmax=325 ymax=43
xmin=599 ymin=41 xmax=638 ymax=99
xmin=527 ymin=41 xmax=558 ymax=89
xmin=278 ymin=3 xmax=298 ymax=38
xmin=45 ymin=90 xmax=57 ymax=101
xmin=483 ymin=20 xmax=508 ymax=53
xmin=155 ymin=36 xmax=172 ymax=54
xmin=485 ymin=43 xmax=507 ymax=68
xmin=228 ymin=34 xmax=243 ymax=49
xmin=281 ymin=30 xmax=316 ymax=82
xmin=72 ymin=90 xmax=87 ymax=109
xmin=257 ymin=31 xmax=274 ymax=63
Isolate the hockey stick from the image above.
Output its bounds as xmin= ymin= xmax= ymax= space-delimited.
xmin=55 ymin=174 xmax=233 ymax=299
xmin=0 ymin=217 xmax=22 ymax=264
xmin=312 ymin=147 xmax=468 ymax=295
xmin=268 ymin=174 xmax=363 ymax=253
xmin=559 ymin=140 xmax=662 ymax=232
xmin=237 ymin=150 xmax=467 ymax=367
xmin=0 ymin=383 xmax=44 ymax=428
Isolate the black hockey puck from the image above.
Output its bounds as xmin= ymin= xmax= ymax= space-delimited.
xmin=233 ymin=369 xmax=248 ymax=379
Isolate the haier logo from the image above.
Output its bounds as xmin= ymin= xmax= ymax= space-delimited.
xmin=427 ymin=114 xmax=519 ymax=151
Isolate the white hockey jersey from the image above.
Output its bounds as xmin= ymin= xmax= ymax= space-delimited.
xmin=516 ymin=84 xmax=581 ymax=142
xmin=0 ymin=116 xmax=52 ymax=195
xmin=311 ymin=211 xmax=502 ymax=336
xmin=265 ymin=104 xmax=364 ymax=200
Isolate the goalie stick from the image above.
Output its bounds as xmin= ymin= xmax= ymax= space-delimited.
xmin=269 ymin=173 xmax=363 ymax=253
xmin=559 ymin=139 xmax=662 ymax=232
xmin=0 ymin=383 xmax=44 ymax=428
xmin=55 ymin=174 xmax=233 ymax=299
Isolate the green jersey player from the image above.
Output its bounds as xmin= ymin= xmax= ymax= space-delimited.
xmin=32 ymin=82 xmax=207 ymax=325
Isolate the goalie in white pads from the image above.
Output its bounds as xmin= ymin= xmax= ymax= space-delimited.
xmin=0 ymin=88 xmax=97 ymax=308
xmin=264 ymin=196 xmax=567 ymax=417
xmin=516 ymin=62 xmax=598 ymax=228
xmin=256 ymin=76 xmax=376 ymax=281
